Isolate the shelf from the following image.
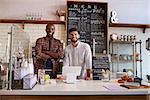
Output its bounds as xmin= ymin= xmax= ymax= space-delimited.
xmin=110 ymin=40 xmax=142 ymax=45
xmin=0 ymin=19 xmax=65 ymax=24
xmin=0 ymin=19 xmax=65 ymax=29
xmin=109 ymin=38 xmax=142 ymax=77
xmin=109 ymin=23 xmax=150 ymax=33
xmin=109 ymin=23 xmax=149 ymax=28
xmin=111 ymin=59 xmax=133 ymax=63
xmin=110 ymin=40 xmax=133 ymax=44
xmin=111 ymin=54 xmax=133 ymax=61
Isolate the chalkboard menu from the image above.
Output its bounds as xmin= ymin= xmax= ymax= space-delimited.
xmin=92 ymin=55 xmax=110 ymax=80
xmin=67 ymin=1 xmax=108 ymax=54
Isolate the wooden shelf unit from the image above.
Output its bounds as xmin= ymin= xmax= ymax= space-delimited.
xmin=109 ymin=23 xmax=150 ymax=33
xmin=0 ymin=19 xmax=65 ymax=29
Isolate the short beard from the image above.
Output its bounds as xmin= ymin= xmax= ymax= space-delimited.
xmin=47 ymin=32 xmax=54 ymax=38
xmin=71 ymin=38 xmax=79 ymax=43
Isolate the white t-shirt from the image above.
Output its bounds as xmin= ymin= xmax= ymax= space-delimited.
xmin=63 ymin=41 xmax=92 ymax=78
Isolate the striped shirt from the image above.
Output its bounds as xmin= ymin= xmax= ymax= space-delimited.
xmin=63 ymin=41 xmax=92 ymax=78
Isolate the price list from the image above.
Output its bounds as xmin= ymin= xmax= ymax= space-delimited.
xmin=67 ymin=1 xmax=108 ymax=54
xmin=92 ymin=55 xmax=109 ymax=80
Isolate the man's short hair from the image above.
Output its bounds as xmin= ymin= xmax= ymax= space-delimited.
xmin=46 ymin=23 xmax=55 ymax=29
xmin=68 ymin=28 xmax=79 ymax=34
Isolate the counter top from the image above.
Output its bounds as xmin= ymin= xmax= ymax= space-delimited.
xmin=0 ymin=80 xmax=149 ymax=95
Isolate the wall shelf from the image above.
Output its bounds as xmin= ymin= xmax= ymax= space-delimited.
xmin=0 ymin=19 xmax=65 ymax=29
xmin=109 ymin=23 xmax=150 ymax=33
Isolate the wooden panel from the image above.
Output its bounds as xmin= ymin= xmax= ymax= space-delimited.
xmin=0 ymin=95 xmax=148 ymax=100
xmin=0 ymin=19 xmax=65 ymax=25
xmin=1 ymin=96 xmax=17 ymax=100
xmin=109 ymin=23 xmax=150 ymax=33
xmin=109 ymin=23 xmax=149 ymax=28
xmin=147 ymin=95 xmax=150 ymax=100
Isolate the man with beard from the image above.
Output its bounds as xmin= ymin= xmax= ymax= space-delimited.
xmin=63 ymin=28 xmax=92 ymax=80
xmin=34 ymin=23 xmax=63 ymax=78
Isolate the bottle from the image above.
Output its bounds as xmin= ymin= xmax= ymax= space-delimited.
xmin=127 ymin=35 xmax=130 ymax=41
xmin=123 ymin=35 xmax=126 ymax=41
xmin=130 ymin=35 xmax=133 ymax=42
xmin=25 ymin=13 xmax=29 ymax=20
xmin=133 ymin=35 xmax=136 ymax=41
xmin=28 ymin=12 xmax=32 ymax=20
xmin=120 ymin=35 xmax=123 ymax=41
xmin=39 ymin=12 xmax=43 ymax=20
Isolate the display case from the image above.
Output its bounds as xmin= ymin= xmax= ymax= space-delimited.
xmin=109 ymin=40 xmax=142 ymax=78
xmin=0 ymin=24 xmax=30 ymax=89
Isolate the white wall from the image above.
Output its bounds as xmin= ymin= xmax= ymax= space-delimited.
xmin=0 ymin=0 xmax=107 ymax=20
xmin=108 ymin=0 xmax=150 ymax=80
xmin=0 ymin=0 xmax=149 ymax=79
xmin=0 ymin=0 xmax=147 ymax=23
xmin=146 ymin=0 xmax=150 ymax=74
xmin=148 ymin=0 xmax=150 ymax=23
xmin=0 ymin=0 xmax=66 ymax=20
xmin=108 ymin=0 xmax=148 ymax=24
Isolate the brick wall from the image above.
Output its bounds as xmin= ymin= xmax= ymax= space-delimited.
xmin=0 ymin=23 xmax=66 ymax=62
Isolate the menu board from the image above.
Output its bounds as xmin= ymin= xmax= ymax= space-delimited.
xmin=92 ymin=55 xmax=109 ymax=80
xmin=67 ymin=1 xmax=108 ymax=54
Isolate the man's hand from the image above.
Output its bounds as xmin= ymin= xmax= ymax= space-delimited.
xmin=85 ymin=69 xmax=91 ymax=80
xmin=85 ymin=76 xmax=91 ymax=80
xmin=43 ymin=51 xmax=59 ymax=59
xmin=43 ymin=51 xmax=50 ymax=55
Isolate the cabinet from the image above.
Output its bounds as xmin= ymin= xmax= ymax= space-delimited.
xmin=109 ymin=40 xmax=142 ymax=78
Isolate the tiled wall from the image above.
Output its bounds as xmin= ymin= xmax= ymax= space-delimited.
xmin=23 ymin=24 xmax=66 ymax=46
xmin=0 ymin=23 xmax=11 ymax=63
xmin=0 ymin=23 xmax=66 ymax=62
